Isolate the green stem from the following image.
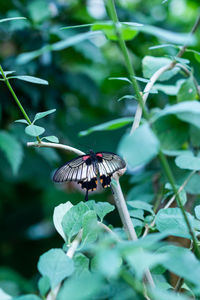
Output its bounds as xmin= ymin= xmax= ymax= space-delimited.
xmin=106 ymin=0 xmax=149 ymax=121
xmin=0 ymin=64 xmax=41 ymax=143
xmin=158 ymin=150 xmax=200 ymax=259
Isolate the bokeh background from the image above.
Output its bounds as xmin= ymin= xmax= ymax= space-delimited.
xmin=0 ymin=0 xmax=200 ymax=295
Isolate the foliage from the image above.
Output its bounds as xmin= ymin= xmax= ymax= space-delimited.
xmin=1 ymin=0 xmax=200 ymax=300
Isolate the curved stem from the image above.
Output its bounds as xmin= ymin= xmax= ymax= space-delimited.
xmin=27 ymin=141 xmax=85 ymax=156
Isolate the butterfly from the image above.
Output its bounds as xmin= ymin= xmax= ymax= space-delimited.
xmin=53 ymin=150 xmax=126 ymax=200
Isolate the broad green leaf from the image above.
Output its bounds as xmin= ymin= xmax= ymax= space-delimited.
xmin=33 ymin=109 xmax=56 ymax=122
xmin=0 ymin=17 xmax=26 ymax=23
xmin=123 ymin=22 xmax=195 ymax=45
xmin=154 ymin=115 xmax=189 ymax=151
xmin=38 ymin=276 xmax=50 ymax=297
xmin=8 ymin=75 xmax=48 ymax=85
xmin=125 ymin=248 xmax=168 ymax=279
xmin=128 ymin=200 xmax=154 ymax=215
xmin=62 ymin=202 xmax=89 ymax=243
xmin=42 ymin=136 xmax=59 ymax=143
xmin=13 ymin=296 xmax=41 ymax=300
xmin=190 ymin=125 xmax=200 ymax=148
xmin=195 ymin=205 xmax=200 ymax=220
xmin=149 ymin=286 xmax=191 ymax=300
xmin=81 ymin=211 xmax=98 ymax=246
xmin=25 ymin=124 xmax=45 ymax=137
xmin=185 ymin=173 xmax=200 ymax=195
xmin=175 ymin=153 xmax=200 ymax=171
xmin=155 ymin=207 xmax=195 ymax=238
xmin=165 ymin=183 xmax=187 ymax=205
xmin=79 ymin=117 xmax=133 ymax=136
xmin=154 ymin=80 xmax=184 ymax=96
xmin=28 ymin=0 xmax=50 ymax=23
xmin=38 ymin=249 xmax=74 ymax=288
xmin=118 ymin=123 xmax=160 ymax=168
xmin=177 ymin=77 xmax=196 ymax=102
xmin=0 ymin=131 xmax=23 ymax=174
xmin=159 ymin=245 xmax=200 ymax=287
xmin=142 ymin=56 xmax=179 ymax=81
xmin=96 ymin=249 xmax=122 ymax=278
xmin=73 ymin=253 xmax=89 ymax=277
xmin=0 ymin=288 xmax=12 ymax=300
xmin=154 ymin=101 xmax=200 ymax=129
xmin=92 ymin=22 xmax=138 ymax=41
xmin=15 ymin=119 xmax=29 ymax=125
xmin=88 ymin=201 xmax=115 ymax=222
xmin=53 ymin=202 xmax=73 ymax=241
xmin=57 ymin=273 xmax=103 ymax=300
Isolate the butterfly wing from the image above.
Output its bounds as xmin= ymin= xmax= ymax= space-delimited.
xmin=96 ymin=152 xmax=126 ymax=188
xmin=53 ymin=155 xmax=98 ymax=194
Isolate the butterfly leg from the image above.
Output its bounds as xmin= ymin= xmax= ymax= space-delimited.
xmin=85 ymin=189 xmax=89 ymax=201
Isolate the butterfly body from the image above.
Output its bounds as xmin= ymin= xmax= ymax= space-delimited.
xmin=53 ymin=150 xmax=126 ymax=200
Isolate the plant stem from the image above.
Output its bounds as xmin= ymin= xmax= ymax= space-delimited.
xmin=0 ymin=64 xmax=41 ymax=143
xmin=158 ymin=151 xmax=200 ymax=259
xmin=106 ymin=0 xmax=149 ymax=121
xmin=27 ymin=141 xmax=85 ymax=156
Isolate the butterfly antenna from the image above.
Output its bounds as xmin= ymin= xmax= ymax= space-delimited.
xmin=85 ymin=189 xmax=89 ymax=201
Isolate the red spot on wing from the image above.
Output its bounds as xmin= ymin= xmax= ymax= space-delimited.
xmin=96 ymin=153 xmax=103 ymax=157
xmin=82 ymin=155 xmax=90 ymax=161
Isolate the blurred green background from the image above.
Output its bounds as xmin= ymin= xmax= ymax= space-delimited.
xmin=0 ymin=0 xmax=200 ymax=295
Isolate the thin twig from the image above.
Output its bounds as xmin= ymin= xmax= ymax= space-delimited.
xmin=27 ymin=141 xmax=85 ymax=156
xmin=98 ymin=221 xmax=121 ymax=241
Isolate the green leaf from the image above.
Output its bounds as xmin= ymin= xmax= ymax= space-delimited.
xmin=109 ymin=77 xmax=132 ymax=84
xmin=28 ymin=0 xmax=51 ymax=23
xmin=159 ymin=245 xmax=200 ymax=287
xmin=96 ymin=249 xmax=121 ymax=278
xmin=16 ymin=32 xmax=101 ymax=64
xmin=154 ymin=101 xmax=200 ymax=129
xmin=185 ymin=173 xmax=200 ymax=195
xmin=91 ymin=202 xmax=115 ymax=222
xmin=62 ymin=202 xmax=89 ymax=243
xmin=118 ymin=123 xmax=160 ymax=168
xmin=92 ymin=22 xmax=138 ymax=41
xmin=38 ymin=249 xmax=74 ymax=289
xmin=195 ymin=205 xmax=200 ymax=220
xmin=53 ymin=202 xmax=73 ymax=241
xmin=73 ymin=253 xmax=89 ymax=277
xmin=155 ymin=207 xmax=195 ymax=238
xmin=117 ymin=95 xmax=136 ymax=102
xmin=154 ymin=80 xmax=184 ymax=96
xmin=149 ymin=286 xmax=191 ymax=300
xmin=177 ymin=77 xmax=196 ymax=102
xmin=0 ymin=131 xmax=23 ymax=174
xmin=125 ymin=248 xmax=168 ymax=279
xmin=25 ymin=124 xmax=45 ymax=137
xmin=8 ymin=75 xmax=48 ymax=85
xmin=175 ymin=153 xmax=200 ymax=171
xmin=57 ymin=273 xmax=103 ymax=300
xmin=13 ymin=296 xmax=41 ymax=300
xmin=0 ymin=288 xmax=12 ymax=300
xmin=42 ymin=136 xmax=59 ymax=143
xmin=38 ymin=276 xmax=50 ymax=297
xmin=15 ymin=119 xmax=29 ymax=125
xmin=79 ymin=117 xmax=133 ymax=136
xmin=142 ymin=56 xmax=179 ymax=81
xmin=123 ymin=22 xmax=195 ymax=45
xmin=81 ymin=211 xmax=98 ymax=246
xmin=0 ymin=17 xmax=26 ymax=23
xmin=154 ymin=115 xmax=189 ymax=151
xmin=127 ymin=200 xmax=154 ymax=215
xmin=33 ymin=109 xmax=56 ymax=122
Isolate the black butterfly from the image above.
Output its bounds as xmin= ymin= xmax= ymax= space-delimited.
xmin=53 ymin=150 xmax=126 ymax=200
